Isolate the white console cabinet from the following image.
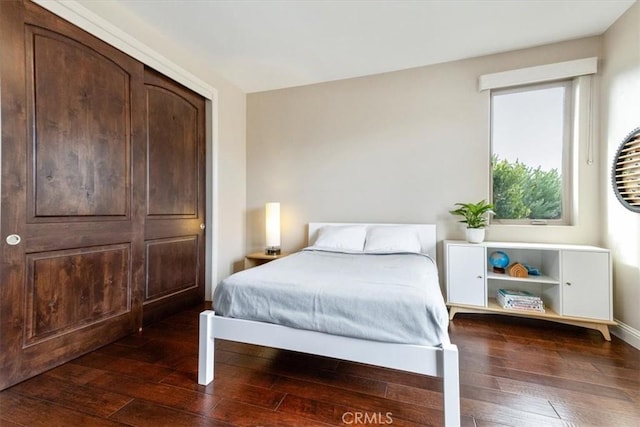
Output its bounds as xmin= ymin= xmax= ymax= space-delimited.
xmin=444 ymin=240 xmax=616 ymax=340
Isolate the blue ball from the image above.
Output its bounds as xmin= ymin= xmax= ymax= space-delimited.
xmin=489 ymin=251 xmax=510 ymax=269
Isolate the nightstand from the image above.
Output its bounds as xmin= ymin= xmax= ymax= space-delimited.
xmin=244 ymin=252 xmax=289 ymax=269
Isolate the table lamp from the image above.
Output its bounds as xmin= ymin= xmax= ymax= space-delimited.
xmin=265 ymin=202 xmax=281 ymax=255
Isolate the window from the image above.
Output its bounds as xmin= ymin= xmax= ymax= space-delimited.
xmin=490 ymin=80 xmax=573 ymax=224
xmin=481 ymin=57 xmax=597 ymax=225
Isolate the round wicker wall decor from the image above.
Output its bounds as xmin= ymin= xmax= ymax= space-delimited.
xmin=612 ymin=127 xmax=640 ymax=213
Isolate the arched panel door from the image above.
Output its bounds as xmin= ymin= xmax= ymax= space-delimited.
xmin=0 ymin=0 xmax=146 ymax=390
xmin=142 ymin=68 xmax=206 ymax=324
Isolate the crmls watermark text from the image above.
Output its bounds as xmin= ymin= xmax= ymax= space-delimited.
xmin=341 ymin=411 xmax=393 ymax=425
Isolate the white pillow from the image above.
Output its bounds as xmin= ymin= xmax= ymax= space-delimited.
xmin=364 ymin=226 xmax=421 ymax=253
xmin=313 ymin=225 xmax=367 ymax=251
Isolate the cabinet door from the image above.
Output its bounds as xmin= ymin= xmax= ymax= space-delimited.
xmin=562 ymin=251 xmax=610 ymax=320
xmin=447 ymin=245 xmax=486 ymax=306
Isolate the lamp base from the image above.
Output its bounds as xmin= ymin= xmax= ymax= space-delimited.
xmin=265 ymin=247 xmax=281 ymax=255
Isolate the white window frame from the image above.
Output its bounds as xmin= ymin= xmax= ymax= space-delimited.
xmin=490 ymin=80 xmax=573 ymax=225
xmin=479 ymin=58 xmax=598 ymax=226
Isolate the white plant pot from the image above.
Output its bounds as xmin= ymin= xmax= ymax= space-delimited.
xmin=466 ymin=228 xmax=485 ymax=244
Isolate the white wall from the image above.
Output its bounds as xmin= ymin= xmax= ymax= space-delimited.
xmin=601 ymin=2 xmax=640 ymax=342
xmin=247 ymin=37 xmax=603 ymax=263
xmin=75 ymin=1 xmax=248 ymax=294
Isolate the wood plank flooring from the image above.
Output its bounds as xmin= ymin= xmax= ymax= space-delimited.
xmin=1 ymin=303 xmax=638 ymax=426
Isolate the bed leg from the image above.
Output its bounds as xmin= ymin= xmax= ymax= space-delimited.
xmin=442 ymin=343 xmax=460 ymax=427
xmin=198 ymin=310 xmax=216 ymax=385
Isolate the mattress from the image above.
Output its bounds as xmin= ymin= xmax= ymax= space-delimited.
xmin=213 ymin=249 xmax=450 ymax=346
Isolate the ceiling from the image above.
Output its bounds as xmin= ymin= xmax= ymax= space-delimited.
xmin=108 ymin=0 xmax=635 ymax=93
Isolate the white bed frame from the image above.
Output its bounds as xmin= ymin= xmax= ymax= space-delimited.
xmin=198 ymin=223 xmax=460 ymax=426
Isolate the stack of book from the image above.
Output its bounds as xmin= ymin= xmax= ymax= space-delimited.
xmin=497 ymin=289 xmax=545 ymax=312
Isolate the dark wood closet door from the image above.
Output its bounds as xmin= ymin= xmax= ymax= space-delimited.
xmin=142 ymin=69 xmax=206 ymax=324
xmin=0 ymin=1 xmax=146 ymax=390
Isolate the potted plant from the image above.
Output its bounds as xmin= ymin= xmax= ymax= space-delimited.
xmin=449 ymin=200 xmax=495 ymax=243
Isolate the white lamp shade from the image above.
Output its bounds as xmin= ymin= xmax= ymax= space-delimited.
xmin=265 ymin=202 xmax=281 ymax=248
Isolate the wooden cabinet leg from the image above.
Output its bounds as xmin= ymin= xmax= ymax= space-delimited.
xmin=596 ymin=324 xmax=611 ymax=341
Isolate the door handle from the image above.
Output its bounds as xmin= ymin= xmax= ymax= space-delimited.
xmin=200 ymin=223 xmax=205 ymax=230
xmin=6 ymin=234 xmax=21 ymax=246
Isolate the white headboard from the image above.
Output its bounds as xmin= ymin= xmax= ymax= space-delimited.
xmin=307 ymin=223 xmax=437 ymax=261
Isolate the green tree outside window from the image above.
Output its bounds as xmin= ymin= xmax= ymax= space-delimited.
xmin=492 ymin=155 xmax=562 ymax=220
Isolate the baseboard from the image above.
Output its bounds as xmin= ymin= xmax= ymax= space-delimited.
xmin=611 ymin=320 xmax=640 ymax=350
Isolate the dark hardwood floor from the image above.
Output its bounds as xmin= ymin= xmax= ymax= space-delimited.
xmin=1 ymin=304 xmax=638 ymax=426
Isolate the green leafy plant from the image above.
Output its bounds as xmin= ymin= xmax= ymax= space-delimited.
xmin=492 ymin=155 xmax=562 ymax=220
xmin=450 ymin=200 xmax=495 ymax=229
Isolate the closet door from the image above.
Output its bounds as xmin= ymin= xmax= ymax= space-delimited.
xmin=0 ymin=0 xmax=145 ymax=389
xmin=142 ymin=68 xmax=206 ymax=324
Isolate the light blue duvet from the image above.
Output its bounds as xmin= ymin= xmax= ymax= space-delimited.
xmin=213 ymin=248 xmax=450 ymax=346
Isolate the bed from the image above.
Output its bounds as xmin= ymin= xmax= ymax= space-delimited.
xmin=198 ymin=223 xmax=460 ymax=426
